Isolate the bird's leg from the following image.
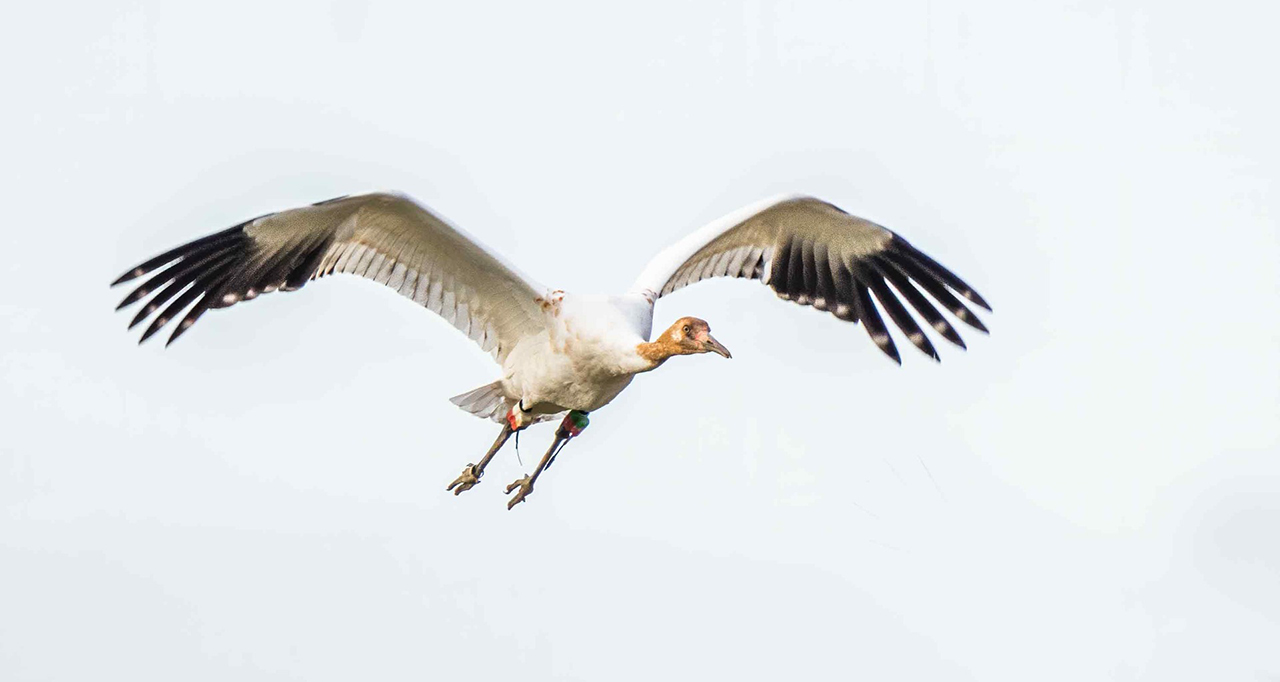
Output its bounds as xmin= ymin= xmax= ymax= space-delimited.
xmin=447 ymin=423 xmax=514 ymax=495
xmin=505 ymin=410 xmax=589 ymax=510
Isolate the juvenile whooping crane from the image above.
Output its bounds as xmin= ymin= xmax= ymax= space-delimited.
xmin=112 ymin=192 xmax=990 ymax=509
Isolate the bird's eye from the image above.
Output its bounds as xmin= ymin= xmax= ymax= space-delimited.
xmin=682 ymin=325 xmax=691 ymax=335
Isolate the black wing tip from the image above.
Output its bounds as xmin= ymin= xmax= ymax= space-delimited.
xmin=164 ymin=321 xmax=190 ymax=347
xmin=114 ymin=209 xmax=340 ymax=346
xmin=110 ymin=222 xmax=249 ymax=291
xmin=890 ymin=237 xmax=992 ymax=311
xmin=949 ymin=303 xmax=990 ymax=334
xmin=950 ymin=284 xmax=992 ymax=314
xmin=883 ymin=246 xmax=990 ymax=336
xmin=127 ymin=305 xmax=153 ymax=330
xmin=967 ymin=314 xmax=990 ymax=334
xmin=944 ymin=326 xmax=968 ymax=350
xmin=137 ymin=322 xmax=161 ymax=344
xmin=114 ymin=227 xmax=251 ymax=344
xmin=909 ymin=332 xmax=940 ymax=362
xmin=868 ymin=329 xmax=902 ymax=365
xmin=963 ymin=289 xmax=993 ymax=313
xmin=111 ymin=269 xmax=144 ymax=287
xmin=761 ymin=231 xmax=991 ymax=363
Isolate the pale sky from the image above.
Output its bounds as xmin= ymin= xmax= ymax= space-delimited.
xmin=3 ymin=2 xmax=1278 ymax=680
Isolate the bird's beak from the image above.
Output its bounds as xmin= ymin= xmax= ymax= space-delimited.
xmin=702 ymin=335 xmax=732 ymax=359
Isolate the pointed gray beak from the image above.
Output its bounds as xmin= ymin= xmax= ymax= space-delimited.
xmin=702 ymin=335 xmax=732 ymax=359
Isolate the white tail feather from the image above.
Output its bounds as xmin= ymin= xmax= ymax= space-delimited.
xmin=449 ymin=381 xmax=562 ymax=425
xmin=449 ymin=381 xmax=511 ymax=423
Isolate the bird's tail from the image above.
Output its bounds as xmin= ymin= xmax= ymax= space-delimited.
xmin=449 ymin=381 xmax=512 ymax=423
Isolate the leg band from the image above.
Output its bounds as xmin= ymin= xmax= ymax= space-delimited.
xmin=561 ymin=410 xmax=590 ymax=438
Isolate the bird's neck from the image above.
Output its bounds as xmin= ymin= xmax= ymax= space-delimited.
xmin=633 ymin=337 xmax=688 ymax=372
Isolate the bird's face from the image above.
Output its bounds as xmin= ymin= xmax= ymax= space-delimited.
xmin=665 ymin=316 xmax=732 ymax=359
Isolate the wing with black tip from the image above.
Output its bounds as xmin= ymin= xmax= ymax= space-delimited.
xmin=112 ymin=192 xmax=548 ymax=362
xmin=631 ymin=195 xmax=991 ymax=364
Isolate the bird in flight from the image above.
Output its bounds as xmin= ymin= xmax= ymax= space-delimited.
xmin=112 ymin=192 xmax=990 ymax=509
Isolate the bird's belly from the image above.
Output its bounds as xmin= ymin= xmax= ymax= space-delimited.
xmin=536 ymin=372 xmax=634 ymax=413
xmin=502 ymin=331 xmax=639 ymax=414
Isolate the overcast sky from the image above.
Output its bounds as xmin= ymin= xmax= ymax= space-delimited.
xmin=3 ymin=2 xmax=1278 ymax=680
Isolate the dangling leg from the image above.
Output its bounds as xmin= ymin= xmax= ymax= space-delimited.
xmin=505 ymin=410 xmax=589 ymax=510
xmin=446 ymin=422 xmax=514 ymax=495
xmin=446 ymin=401 xmax=540 ymax=495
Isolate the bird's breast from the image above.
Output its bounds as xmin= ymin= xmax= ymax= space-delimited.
xmin=500 ymin=293 xmax=654 ymax=412
xmin=552 ymin=294 xmax=655 ymax=375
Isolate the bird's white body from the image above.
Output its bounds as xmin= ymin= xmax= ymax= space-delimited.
xmin=499 ymin=292 xmax=655 ymax=418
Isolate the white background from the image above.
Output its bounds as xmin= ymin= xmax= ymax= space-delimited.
xmin=3 ymin=2 xmax=1278 ymax=680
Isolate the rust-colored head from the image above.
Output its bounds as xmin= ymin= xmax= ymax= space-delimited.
xmin=644 ymin=316 xmax=732 ymax=361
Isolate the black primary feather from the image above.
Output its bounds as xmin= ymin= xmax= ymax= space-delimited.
xmin=850 ymin=265 xmax=901 ymax=364
xmin=865 ymin=269 xmax=938 ymax=360
xmin=111 ymin=222 xmax=249 ymax=286
xmin=889 ymin=255 xmax=988 ymax=334
xmin=873 ymin=254 xmax=965 ymax=348
xmin=892 ymin=240 xmax=991 ymax=312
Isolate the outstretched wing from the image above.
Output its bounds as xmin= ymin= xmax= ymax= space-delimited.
xmin=112 ymin=192 xmax=548 ymax=362
xmin=630 ymin=194 xmax=991 ymax=363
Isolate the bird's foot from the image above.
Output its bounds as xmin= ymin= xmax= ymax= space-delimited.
xmin=446 ymin=464 xmax=481 ymax=495
xmin=505 ymin=475 xmax=533 ymax=510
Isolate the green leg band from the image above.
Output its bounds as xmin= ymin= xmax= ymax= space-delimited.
xmin=564 ymin=410 xmax=590 ymax=436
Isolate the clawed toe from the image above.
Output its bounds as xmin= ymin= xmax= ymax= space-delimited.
xmin=447 ymin=464 xmax=481 ymax=495
xmin=505 ymin=475 xmax=533 ymax=510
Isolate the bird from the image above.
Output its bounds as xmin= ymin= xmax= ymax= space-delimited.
xmin=111 ymin=191 xmax=990 ymax=509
